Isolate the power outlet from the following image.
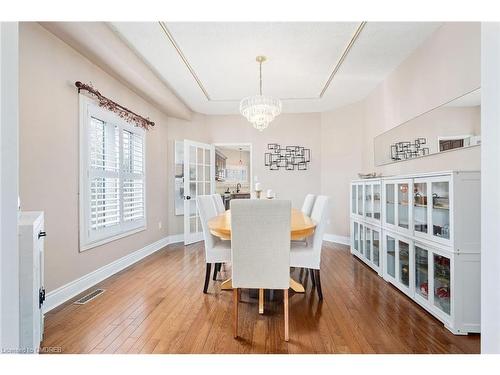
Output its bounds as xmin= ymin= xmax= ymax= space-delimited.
xmin=158 ymin=221 xmax=162 ymax=229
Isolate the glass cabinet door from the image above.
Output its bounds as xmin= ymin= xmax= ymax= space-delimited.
xmin=359 ymin=224 xmax=364 ymax=255
xmin=385 ymin=184 xmax=395 ymax=225
xmin=386 ymin=234 xmax=396 ymax=278
xmin=413 ymin=182 xmax=428 ymax=234
xmin=373 ymin=184 xmax=381 ymax=220
xmin=415 ymin=245 xmax=429 ymax=300
xmin=351 ymin=185 xmax=357 ymax=215
xmin=431 ymin=181 xmax=450 ymax=240
xmin=373 ymin=229 xmax=380 ymax=267
xmin=353 ymin=221 xmax=359 ymax=252
xmin=365 ymin=184 xmax=373 ymax=218
xmin=433 ymin=253 xmax=451 ymax=315
xmin=398 ymin=183 xmax=410 ymax=230
xmin=357 ymin=184 xmax=364 ymax=216
xmin=398 ymin=240 xmax=410 ymax=288
xmin=365 ymin=227 xmax=372 ymax=261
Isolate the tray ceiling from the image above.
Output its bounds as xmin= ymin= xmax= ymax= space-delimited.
xmin=109 ymin=22 xmax=441 ymax=114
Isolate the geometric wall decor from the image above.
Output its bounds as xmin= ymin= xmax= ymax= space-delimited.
xmin=264 ymin=144 xmax=311 ymax=170
xmin=390 ymin=138 xmax=429 ymax=161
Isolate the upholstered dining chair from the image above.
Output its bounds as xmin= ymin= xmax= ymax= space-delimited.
xmin=212 ymin=193 xmax=225 ymax=214
xmin=290 ymin=195 xmax=330 ymax=300
xmin=197 ymin=195 xmax=231 ymax=293
xmin=301 ymin=194 xmax=316 ymax=216
xmin=231 ymin=199 xmax=291 ymax=341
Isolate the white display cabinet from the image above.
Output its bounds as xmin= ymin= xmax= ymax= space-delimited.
xmin=351 ymin=219 xmax=382 ymax=275
xmin=350 ymin=171 xmax=480 ymax=335
xmin=382 ymin=178 xmax=413 ymax=237
xmin=351 ymin=179 xmax=382 ymax=225
xmin=383 ymin=229 xmax=413 ymax=297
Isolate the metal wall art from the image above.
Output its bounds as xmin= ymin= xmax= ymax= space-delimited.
xmin=390 ymin=138 xmax=429 ymax=161
xmin=264 ymin=144 xmax=311 ymax=170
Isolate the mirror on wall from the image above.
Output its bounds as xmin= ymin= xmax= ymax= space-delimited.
xmin=374 ymin=88 xmax=481 ymax=166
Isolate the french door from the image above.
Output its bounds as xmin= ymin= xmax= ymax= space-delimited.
xmin=183 ymin=140 xmax=215 ymax=245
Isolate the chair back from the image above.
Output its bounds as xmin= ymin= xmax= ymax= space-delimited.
xmin=310 ymin=195 xmax=330 ymax=261
xmin=212 ymin=194 xmax=225 ymax=214
xmin=231 ymin=200 xmax=291 ymax=290
xmin=301 ymin=194 xmax=316 ymax=216
xmin=196 ymin=195 xmax=218 ymax=257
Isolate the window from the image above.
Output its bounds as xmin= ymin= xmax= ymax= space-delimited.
xmin=80 ymin=97 xmax=146 ymax=251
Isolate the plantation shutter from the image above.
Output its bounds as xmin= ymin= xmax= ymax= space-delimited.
xmin=89 ymin=117 xmax=120 ymax=232
xmin=81 ymin=99 xmax=146 ymax=250
xmin=122 ymin=130 xmax=145 ymax=223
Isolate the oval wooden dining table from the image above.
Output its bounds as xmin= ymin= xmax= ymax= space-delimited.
xmin=207 ymin=207 xmax=316 ymax=297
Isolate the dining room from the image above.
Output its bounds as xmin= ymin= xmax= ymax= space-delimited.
xmin=3 ymin=3 xmax=500 ymax=366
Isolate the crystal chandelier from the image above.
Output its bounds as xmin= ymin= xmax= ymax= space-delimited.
xmin=240 ymin=56 xmax=282 ymax=131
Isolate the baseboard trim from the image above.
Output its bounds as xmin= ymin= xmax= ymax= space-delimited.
xmin=44 ymin=234 xmax=183 ymax=313
xmin=324 ymin=233 xmax=350 ymax=246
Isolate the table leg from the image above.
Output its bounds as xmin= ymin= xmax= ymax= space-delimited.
xmin=259 ymin=289 xmax=264 ymax=314
xmin=289 ymin=278 xmax=305 ymax=293
xmin=221 ymin=278 xmax=233 ymax=290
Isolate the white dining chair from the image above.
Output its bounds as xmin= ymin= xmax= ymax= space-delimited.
xmin=197 ymin=195 xmax=231 ymax=293
xmin=212 ymin=193 xmax=225 ymax=214
xmin=290 ymin=195 xmax=329 ymax=300
xmin=301 ymin=194 xmax=316 ymax=216
xmin=231 ymin=199 xmax=291 ymax=341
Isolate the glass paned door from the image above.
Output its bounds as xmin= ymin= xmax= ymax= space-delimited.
xmin=373 ymin=229 xmax=380 ymax=267
xmin=353 ymin=221 xmax=359 ymax=252
xmin=431 ymin=181 xmax=451 ymax=240
xmin=359 ymin=224 xmax=364 ymax=255
xmin=413 ymin=182 xmax=428 ymax=234
xmin=398 ymin=183 xmax=410 ymax=229
xmin=385 ymin=184 xmax=395 ymax=225
xmin=365 ymin=184 xmax=373 ymax=218
xmin=183 ymin=140 xmax=215 ymax=245
xmin=351 ymin=185 xmax=356 ymax=215
xmin=365 ymin=227 xmax=372 ymax=261
xmin=433 ymin=253 xmax=451 ymax=315
xmin=386 ymin=234 xmax=396 ymax=278
xmin=398 ymin=240 xmax=410 ymax=287
xmin=357 ymin=184 xmax=364 ymax=216
xmin=415 ymin=245 xmax=429 ymax=300
xmin=373 ymin=183 xmax=381 ymax=220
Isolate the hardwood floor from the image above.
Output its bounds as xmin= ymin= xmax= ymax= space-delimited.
xmin=41 ymin=241 xmax=480 ymax=354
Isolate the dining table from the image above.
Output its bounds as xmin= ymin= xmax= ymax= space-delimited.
xmin=207 ymin=207 xmax=316 ymax=312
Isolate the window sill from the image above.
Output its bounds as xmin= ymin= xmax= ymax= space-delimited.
xmin=79 ymin=226 xmax=146 ymax=252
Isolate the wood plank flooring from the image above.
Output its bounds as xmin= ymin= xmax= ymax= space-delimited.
xmin=41 ymin=241 xmax=480 ymax=354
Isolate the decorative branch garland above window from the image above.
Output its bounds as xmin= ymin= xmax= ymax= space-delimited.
xmin=75 ymin=81 xmax=155 ymax=130
xmin=264 ymin=144 xmax=311 ymax=171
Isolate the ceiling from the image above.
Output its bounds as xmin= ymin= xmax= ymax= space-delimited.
xmin=109 ymin=22 xmax=442 ymax=115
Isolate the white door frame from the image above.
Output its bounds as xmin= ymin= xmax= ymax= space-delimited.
xmin=213 ymin=142 xmax=253 ymax=191
xmin=0 ymin=22 xmax=20 ymax=351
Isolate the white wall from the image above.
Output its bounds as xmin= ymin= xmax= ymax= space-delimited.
xmin=204 ymin=113 xmax=322 ymax=211
xmin=19 ymin=23 xmax=172 ymax=293
xmin=320 ymin=22 xmax=481 ymax=239
xmin=480 ymin=22 xmax=500 ymax=354
xmin=0 ymin=22 xmax=20 ymax=351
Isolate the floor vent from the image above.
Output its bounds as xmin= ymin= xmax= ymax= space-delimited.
xmin=74 ymin=289 xmax=105 ymax=305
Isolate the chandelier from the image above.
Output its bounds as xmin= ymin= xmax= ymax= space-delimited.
xmin=240 ymin=56 xmax=282 ymax=131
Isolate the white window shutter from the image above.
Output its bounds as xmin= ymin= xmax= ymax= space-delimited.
xmin=122 ymin=130 xmax=145 ymax=222
xmin=81 ymin=103 xmax=146 ymax=249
